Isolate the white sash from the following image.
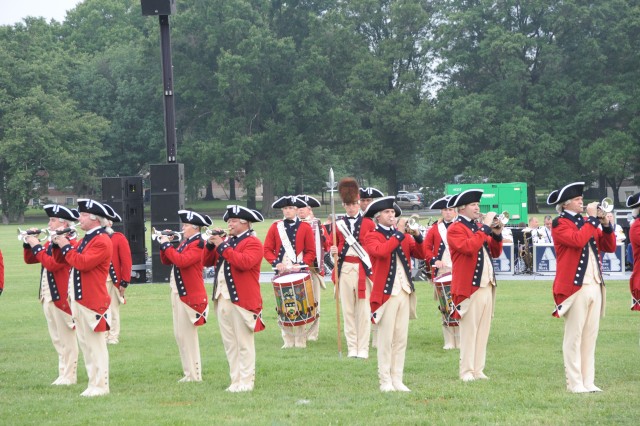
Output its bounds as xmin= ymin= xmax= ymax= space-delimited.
xmin=336 ymin=219 xmax=372 ymax=269
xmin=437 ymin=221 xmax=452 ymax=269
xmin=277 ymin=221 xmax=301 ymax=263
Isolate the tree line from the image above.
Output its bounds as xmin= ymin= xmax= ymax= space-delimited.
xmin=1 ymin=0 xmax=638 ymax=222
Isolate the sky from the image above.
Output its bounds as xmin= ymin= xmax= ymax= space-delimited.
xmin=0 ymin=0 xmax=84 ymax=26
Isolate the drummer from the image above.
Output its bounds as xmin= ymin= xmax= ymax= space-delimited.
xmin=296 ymin=195 xmax=329 ymax=342
xmin=263 ymin=196 xmax=316 ymax=348
xmin=359 ymin=187 xmax=384 ymax=213
xmin=424 ymin=195 xmax=459 ymax=349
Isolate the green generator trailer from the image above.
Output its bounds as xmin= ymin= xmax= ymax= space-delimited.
xmin=445 ymin=182 xmax=528 ymax=226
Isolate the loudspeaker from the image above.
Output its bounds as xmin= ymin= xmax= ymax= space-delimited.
xmin=140 ymin=0 xmax=176 ymax=16
xmin=150 ymin=164 xmax=185 ymax=283
xmin=102 ymin=176 xmax=147 ymax=283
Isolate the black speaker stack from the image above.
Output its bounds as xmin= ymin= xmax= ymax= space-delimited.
xmin=140 ymin=0 xmax=176 ymax=16
xmin=101 ymin=177 xmax=147 ymax=283
xmin=150 ymin=163 xmax=185 ymax=282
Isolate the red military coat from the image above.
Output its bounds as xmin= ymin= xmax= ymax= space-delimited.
xmin=424 ymin=221 xmax=452 ymax=277
xmin=109 ymin=232 xmax=132 ymax=288
xmin=263 ymin=219 xmax=315 ymax=268
xmin=551 ymin=212 xmax=616 ymax=315
xmin=364 ymin=226 xmax=426 ymax=316
xmin=55 ymin=229 xmax=113 ymax=330
xmin=24 ymin=240 xmax=75 ymax=314
xmin=202 ymin=231 xmax=265 ymax=331
xmin=447 ymin=217 xmax=503 ymax=308
xmin=160 ymin=234 xmax=208 ymax=325
xmin=630 ymin=218 xmax=640 ymax=310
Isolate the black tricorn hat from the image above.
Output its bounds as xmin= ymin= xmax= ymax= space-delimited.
xmin=626 ymin=192 xmax=640 ymax=209
xmin=43 ymin=204 xmax=79 ymax=221
xmin=360 ymin=187 xmax=384 ymax=199
xmin=272 ymin=196 xmax=308 ymax=209
xmin=364 ymin=196 xmax=402 ymax=218
xmin=447 ymin=190 xmax=483 ymax=208
xmin=178 ymin=210 xmax=212 ymax=227
xmin=78 ymin=199 xmax=112 ymax=218
xmin=223 ymin=205 xmax=264 ymax=223
xmin=429 ymin=195 xmax=452 ymax=210
xmin=547 ymin=182 xmax=584 ymax=205
xmin=103 ymin=204 xmax=122 ymax=223
xmin=296 ymin=195 xmax=321 ymax=208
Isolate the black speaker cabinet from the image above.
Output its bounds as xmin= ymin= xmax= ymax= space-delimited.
xmin=150 ymin=164 xmax=185 ymax=283
xmin=102 ymin=176 xmax=147 ymax=282
xmin=140 ymin=0 xmax=176 ymax=16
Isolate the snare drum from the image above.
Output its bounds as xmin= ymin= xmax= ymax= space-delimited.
xmin=272 ymin=272 xmax=317 ymax=327
xmin=433 ymin=273 xmax=458 ymax=327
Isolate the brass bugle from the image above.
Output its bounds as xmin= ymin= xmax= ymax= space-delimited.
xmin=583 ymin=198 xmax=614 ymax=217
xmin=491 ymin=211 xmax=510 ymax=228
xmin=17 ymin=228 xmax=48 ymax=242
xmin=151 ymin=227 xmax=183 ymax=242
xmin=202 ymin=227 xmax=227 ymax=240
xmin=598 ymin=197 xmax=614 ymax=213
xmin=404 ymin=214 xmax=424 ymax=236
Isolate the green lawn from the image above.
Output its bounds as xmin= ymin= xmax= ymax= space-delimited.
xmin=1 ymin=224 xmax=639 ymax=425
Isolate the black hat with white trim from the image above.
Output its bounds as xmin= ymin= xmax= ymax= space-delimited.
xmin=546 ymin=182 xmax=584 ymax=205
xmin=43 ymin=204 xmax=80 ymax=221
xmin=360 ymin=187 xmax=384 ymax=199
xmin=78 ymin=199 xmax=112 ymax=218
xmin=364 ymin=196 xmax=402 ymax=218
xmin=296 ymin=195 xmax=321 ymax=208
xmin=446 ymin=189 xmax=483 ymax=208
xmin=178 ymin=210 xmax=212 ymax=227
xmin=223 ymin=205 xmax=264 ymax=223
xmin=429 ymin=195 xmax=452 ymax=210
xmin=626 ymin=192 xmax=640 ymax=208
xmin=103 ymin=204 xmax=122 ymax=223
xmin=272 ymin=196 xmax=308 ymax=209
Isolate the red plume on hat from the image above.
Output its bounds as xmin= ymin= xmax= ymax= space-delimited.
xmin=338 ymin=178 xmax=360 ymax=204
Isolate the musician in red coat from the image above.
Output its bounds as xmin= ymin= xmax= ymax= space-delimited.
xmin=53 ymin=199 xmax=113 ymax=397
xmin=23 ymin=204 xmax=80 ymax=386
xmin=446 ymin=190 xmax=503 ymax=382
xmin=329 ymin=178 xmax=373 ymax=359
xmin=102 ymin=205 xmax=132 ymax=345
xmin=425 ymin=195 xmax=459 ymax=350
xmin=546 ymin=183 xmax=616 ymax=393
xmin=297 ymin=194 xmax=328 ymax=341
xmin=364 ymin=196 xmax=426 ymax=392
xmin=203 ymin=205 xmax=265 ymax=392
xmin=359 ymin=187 xmax=382 ymax=347
xmin=626 ymin=192 xmax=640 ymax=312
xmin=157 ymin=210 xmax=211 ymax=383
xmin=263 ymin=195 xmax=316 ymax=348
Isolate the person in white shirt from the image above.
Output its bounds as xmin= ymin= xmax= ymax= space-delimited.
xmin=603 ymin=212 xmax=626 ymax=243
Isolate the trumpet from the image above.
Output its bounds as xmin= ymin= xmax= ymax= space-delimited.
xmin=17 ymin=228 xmax=48 ymax=243
xmin=491 ymin=211 xmax=510 ymax=228
xmin=151 ymin=227 xmax=183 ymax=242
xmin=201 ymin=227 xmax=227 ymax=241
xmin=404 ymin=214 xmax=424 ymax=236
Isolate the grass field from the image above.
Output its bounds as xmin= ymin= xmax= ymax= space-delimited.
xmin=1 ymin=223 xmax=639 ymax=425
